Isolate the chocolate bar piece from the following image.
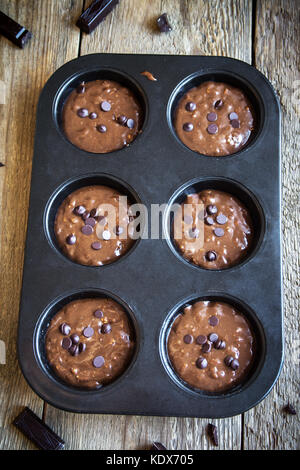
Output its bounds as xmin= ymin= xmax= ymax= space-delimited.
xmin=13 ymin=407 xmax=65 ymax=450
xmin=76 ymin=0 xmax=119 ymax=34
xmin=156 ymin=13 xmax=172 ymax=33
xmin=0 ymin=11 xmax=32 ymax=48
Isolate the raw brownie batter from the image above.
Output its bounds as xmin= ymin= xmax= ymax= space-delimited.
xmin=174 ymin=81 xmax=255 ymax=156
xmin=63 ymin=80 xmax=142 ymax=153
xmin=46 ymin=298 xmax=135 ymax=389
xmin=168 ymin=301 xmax=254 ymax=392
xmin=173 ymin=189 xmax=253 ymax=269
xmin=54 ymin=185 xmax=136 ymax=266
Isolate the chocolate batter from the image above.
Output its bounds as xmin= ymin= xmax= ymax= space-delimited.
xmin=168 ymin=301 xmax=254 ymax=392
xmin=174 ymin=81 xmax=255 ymax=156
xmin=54 ymin=185 xmax=136 ymax=266
xmin=46 ymin=298 xmax=135 ymax=389
xmin=173 ymin=189 xmax=253 ymax=269
xmin=63 ymin=80 xmax=142 ymax=153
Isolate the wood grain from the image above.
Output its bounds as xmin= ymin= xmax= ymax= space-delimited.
xmin=44 ymin=0 xmax=252 ymax=450
xmin=243 ymin=0 xmax=300 ymax=450
xmin=0 ymin=0 xmax=83 ymax=450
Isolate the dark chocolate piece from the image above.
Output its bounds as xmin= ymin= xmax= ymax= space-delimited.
xmin=0 ymin=162 xmax=4 ymax=167
xmin=207 ymin=423 xmax=219 ymax=446
xmin=76 ymin=0 xmax=119 ymax=34
xmin=13 ymin=407 xmax=65 ymax=450
xmin=151 ymin=441 xmax=167 ymax=450
xmin=283 ymin=403 xmax=297 ymax=415
xmin=156 ymin=13 xmax=172 ymax=33
xmin=0 ymin=11 xmax=32 ymax=48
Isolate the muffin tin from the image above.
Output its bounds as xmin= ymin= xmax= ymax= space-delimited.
xmin=17 ymin=54 xmax=282 ymax=418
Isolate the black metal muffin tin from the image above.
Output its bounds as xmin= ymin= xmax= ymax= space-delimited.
xmin=18 ymin=54 xmax=282 ymax=418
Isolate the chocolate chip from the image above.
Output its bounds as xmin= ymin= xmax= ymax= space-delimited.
xmin=117 ymin=115 xmax=127 ymax=125
xmin=101 ymin=323 xmax=112 ymax=334
xmin=230 ymin=119 xmax=240 ymax=128
xmin=93 ymin=355 xmax=105 ymax=368
xmin=183 ymin=334 xmax=193 ymax=344
xmin=196 ymin=357 xmax=208 ymax=369
xmin=202 ymin=342 xmax=212 ymax=353
xmin=196 ymin=335 xmax=207 ymax=345
xmin=66 ymin=234 xmax=76 ymax=245
xmin=207 ymin=123 xmax=218 ymax=134
xmin=207 ymin=112 xmax=217 ymax=122
xmin=189 ymin=227 xmax=200 ymax=238
xmin=81 ymin=224 xmax=93 ymax=235
xmin=214 ymin=339 xmax=226 ymax=350
xmin=157 ymin=13 xmax=172 ymax=33
xmin=76 ymin=82 xmax=85 ymax=94
xmin=205 ymin=216 xmax=214 ymax=226
xmin=183 ymin=122 xmax=193 ymax=132
xmin=94 ymin=309 xmax=104 ymax=319
xmin=208 ymin=333 xmax=218 ymax=343
xmin=183 ymin=215 xmax=193 ymax=225
xmin=185 ymin=102 xmax=196 ymax=112
xmin=59 ymin=323 xmax=71 ymax=335
xmin=73 ymin=205 xmax=86 ymax=216
xmin=206 ymin=205 xmax=218 ymax=215
xmin=102 ymin=230 xmax=111 ymax=240
xmin=61 ymin=337 xmax=72 ymax=350
xmin=214 ymin=227 xmax=224 ymax=237
xmin=70 ymin=334 xmax=80 ymax=345
xmin=207 ymin=423 xmax=218 ymax=446
xmin=69 ymin=344 xmax=79 ymax=356
xmin=91 ymin=241 xmax=102 ymax=250
xmin=216 ymin=214 xmax=228 ymax=224
xmin=77 ymin=108 xmax=89 ymax=118
xmin=100 ymin=101 xmax=111 ymax=112
xmin=126 ymin=118 xmax=135 ymax=129
xmin=205 ymin=251 xmax=217 ymax=262
xmin=97 ymin=124 xmax=107 ymax=133
xmin=230 ymin=359 xmax=239 ymax=370
xmin=283 ymin=404 xmax=297 ymax=415
xmin=90 ymin=208 xmax=98 ymax=217
xmin=78 ymin=342 xmax=86 ymax=354
xmin=114 ymin=225 xmax=124 ymax=235
xmin=214 ymin=99 xmax=223 ymax=109
xmin=85 ymin=217 xmax=97 ymax=227
xmin=83 ymin=326 xmax=94 ymax=338
xmin=224 ymin=355 xmax=234 ymax=367
xmin=228 ymin=112 xmax=238 ymax=120
xmin=82 ymin=210 xmax=90 ymax=221
xmin=209 ymin=316 xmax=219 ymax=326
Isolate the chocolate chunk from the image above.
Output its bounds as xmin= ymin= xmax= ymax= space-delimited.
xmin=205 ymin=251 xmax=217 ymax=262
xmin=0 ymin=12 xmax=32 ymax=49
xmin=126 ymin=118 xmax=135 ymax=129
xmin=151 ymin=442 xmax=167 ymax=451
xmin=224 ymin=355 xmax=234 ymax=367
xmin=85 ymin=217 xmax=97 ymax=227
xmin=78 ymin=342 xmax=86 ymax=354
xmin=90 ymin=208 xmax=98 ymax=217
xmin=62 ymin=337 xmax=72 ymax=350
xmin=183 ymin=215 xmax=193 ymax=225
xmin=76 ymin=82 xmax=85 ymax=94
xmin=0 ymin=162 xmax=4 ymax=167
xmin=196 ymin=335 xmax=207 ymax=345
xmin=216 ymin=213 xmax=228 ymax=224
xmin=73 ymin=205 xmax=86 ymax=216
xmin=77 ymin=108 xmax=89 ymax=118
xmin=183 ymin=334 xmax=193 ymax=344
xmin=91 ymin=241 xmax=102 ymax=250
xmin=117 ymin=115 xmax=127 ymax=125
xmin=156 ymin=13 xmax=172 ymax=33
xmin=70 ymin=334 xmax=80 ymax=345
xmin=202 ymin=342 xmax=212 ymax=353
xmin=196 ymin=357 xmax=208 ymax=369
xmin=208 ymin=333 xmax=218 ymax=343
xmin=96 ymin=124 xmax=107 ymax=133
xmin=230 ymin=359 xmax=239 ymax=370
xmin=206 ymin=205 xmax=218 ymax=215
xmin=81 ymin=224 xmax=93 ymax=235
xmin=214 ymin=99 xmax=223 ymax=109
xmin=100 ymin=101 xmax=111 ymax=112
xmin=207 ymin=112 xmax=217 ymax=122
xmin=209 ymin=316 xmax=219 ymax=326
xmin=185 ymin=102 xmax=196 ymax=112
xmin=93 ymin=355 xmax=105 ymax=368
xmin=13 ymin=407 xmax=65 ymax=450
xmin=89 ymin=112 xmax=98 ymax=119
xmin=59 ymin=323 xmax=71 ymax=335
xmin=214 ymin=227 xmax=224 ymax=237
xmin=66 ymin=234 xmax=76 ymax=245
xmin=101 ymin=323 xmax=112 ymax=334
xmin=94 ymin=309 xmax=104 ymax=318
xmin=76 ymin=0 xmax=119 ymax=34
xmin=114 ymin=225 xmax=124 ymax=235
xmin=83 ymin=326 xmax=94 ymax=338
xmin=228 ymin=112 xmax=238 ymax=120
xmin=205 ymin=216 xmax=214 ymax=226
xmin=82 ymin=210 xmax=90 ymax=221
xmin=230 ymin=119 xmax=240 ymax=128
xmin=283 ymin=404 xmax=297 ymax=415
xmin=183 ymin=122 xmax=193 ymax=132
xmin=214 ymin=339 xmax=226 ymax=350
xmin=207 ymin=423 xmax=218 ymax=446
xmin=69 ymin=344 xmax=79 ymax=356
xmin=207 ymin=123 xmax=218 ymax=134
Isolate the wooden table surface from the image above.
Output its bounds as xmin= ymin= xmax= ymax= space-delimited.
xmin=0 ymin=0 xmax=299 ymax=450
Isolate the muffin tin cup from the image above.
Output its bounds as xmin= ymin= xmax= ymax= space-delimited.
xmin=18 ymin=54 xmax=282 ymax=417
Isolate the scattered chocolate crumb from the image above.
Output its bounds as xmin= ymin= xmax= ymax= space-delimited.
xmin=141 ymin=70 xmax=157 ymax=82
xmin=156 ymin=13 xmax=172 ymax=33
xmin=150 ymin=441 xmax=167 ymax=450
xmin=207 ymin=423 xmax=219 ymax=446
xmin=283 ymin=403 xmax=297 ymax=415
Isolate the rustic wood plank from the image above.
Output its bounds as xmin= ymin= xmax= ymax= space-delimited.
xmin=45 ymin=0 xmax=252 ymax=450
xmin=0 ymin=0 xmax=83 ymax=450
xmin=243 ymin=0 xmax=300 ymax=450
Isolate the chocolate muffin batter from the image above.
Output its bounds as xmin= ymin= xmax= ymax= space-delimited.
xmin=168 ymin=301 xmax=254 ymax=392
xmin=63 ymin=80 xmax=142 ymax=153
xmin=173 ymin=189 xmax=253 ymax=269
xmin=54 ymin=185 xmax=136 ymax=266
xmin=46 ymin=298 xmax=135 ymax=389
xmin=174 ymin=81 xmax=255 ymax=156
